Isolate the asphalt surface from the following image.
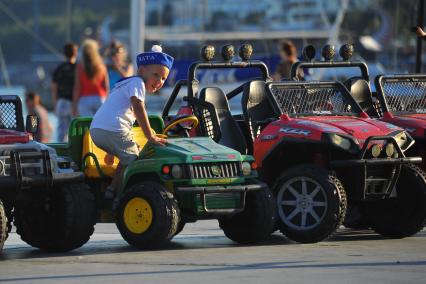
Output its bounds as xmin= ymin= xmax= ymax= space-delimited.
xmin=1 ymin=221 xmax=426 ymax=284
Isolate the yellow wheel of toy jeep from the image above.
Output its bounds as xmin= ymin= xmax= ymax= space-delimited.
xmin=123 ymin=197 xmax=153 ymax=234
xmin=116 ymin=182 xmax=180 ymax=249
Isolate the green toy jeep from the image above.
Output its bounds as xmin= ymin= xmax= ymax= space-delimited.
xmin=49 ymin=115 xmax=276 ymax=249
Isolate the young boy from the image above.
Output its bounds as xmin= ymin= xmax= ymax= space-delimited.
xmin=90 ymin=45 xmax=172 ymax=198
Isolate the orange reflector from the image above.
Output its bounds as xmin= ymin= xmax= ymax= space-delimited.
xmin=251 ymin=162 xmax=258 ymax=170
xmin=162 ymin=165 xmax=170 ymax=174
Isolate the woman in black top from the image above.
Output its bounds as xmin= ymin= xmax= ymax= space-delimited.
xmin=51 ymin=43 xmax=78 ymax=142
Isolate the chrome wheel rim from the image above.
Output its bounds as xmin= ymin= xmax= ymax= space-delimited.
xmin=277 ymin=176 xmax=328 ymax=230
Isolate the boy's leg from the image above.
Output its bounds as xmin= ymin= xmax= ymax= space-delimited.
xmin=90 ymin=128 xmax=139 ymax=197
xmin=110 ymin=162 xmax=125 ymax=195
xmin=104 ymin=153 xmax=115 ymax=165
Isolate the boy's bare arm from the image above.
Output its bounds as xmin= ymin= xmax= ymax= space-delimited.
xmin=131 ymin=96 xmax=167 ymax=146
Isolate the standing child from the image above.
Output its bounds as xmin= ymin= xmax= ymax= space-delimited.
xmin=90 ymin=45 xmax=172 ymax=198
xmin=25 ymin=91 xmax=53 ymax=143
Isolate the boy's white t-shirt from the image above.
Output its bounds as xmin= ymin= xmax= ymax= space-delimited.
xmin=90 ymin=76 xmax=145 ymax=133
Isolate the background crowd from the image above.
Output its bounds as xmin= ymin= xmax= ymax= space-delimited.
xmin=27 ymin=39 xmax=134 ymax=143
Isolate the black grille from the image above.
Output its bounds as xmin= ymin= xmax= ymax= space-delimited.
xmin=188 ymin=162 xmax=240 ymax=179
xmin=197 ymin=106 xmax=216 ymax=139
xmin=378 ymin=76 xmax=426 ymax=113
xmin=0 ymin=102 xmax=18 ymax=129
xmin=2 ymin=149 xmax=43 ymax=176
xmin=0 ymin=96 xmax=24 ymax=131
xmin=268 ymin=82 xmax=357 ymax=115
xmin=188 ymin=98 xmax=222 ymax=142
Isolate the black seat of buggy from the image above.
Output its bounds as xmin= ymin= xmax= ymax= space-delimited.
xmin=242 ymin=80 xmax=280 ymax=140
xmin=199 ymin=87 xmax=248 ymax=154
xmin=345 ymin=78 xmax=379 ymax=117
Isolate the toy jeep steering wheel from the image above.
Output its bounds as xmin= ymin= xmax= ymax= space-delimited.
xmin=162 ymin=115 xmax=199 ymax=137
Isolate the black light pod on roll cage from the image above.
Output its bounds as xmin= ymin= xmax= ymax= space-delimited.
xmin=302 ymin=45 xmax=316 ymax=62
xmin=339 ymin=43 xmax=354 ymax=61
xmin=221 ymin=45 xmax=235 ymax=62
xmin=239 ymin=43 xmax=253 ymax=61
xmin=201 ymin=45 xmax=215 ymax=62
xmin=322 ymin=44 xmax=335 ymax=61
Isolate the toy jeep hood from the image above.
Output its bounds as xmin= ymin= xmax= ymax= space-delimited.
xmin=262 ymin=115 xmax=405 ymax=148
xmin=382 ymin=114 xmax=426 ymax=138
xmin=302 ymin=116 xmax=402 ymax=141
xmin=142 ymin=137 xmax=244 ymax=161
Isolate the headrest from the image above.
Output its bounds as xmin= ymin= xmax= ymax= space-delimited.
xmin=243 ymin=80 xmax=267 ymax=104
xmin=136 ymin=45 xmax=174 ymax=70
xmin=345 ymin=78 xmax=372 ymax=104
xmin=199 ymin=87 xmax=230 ymax=110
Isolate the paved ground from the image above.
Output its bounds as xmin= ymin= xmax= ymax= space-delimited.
xmin=1 ymin=221 xmax=426 ymax=284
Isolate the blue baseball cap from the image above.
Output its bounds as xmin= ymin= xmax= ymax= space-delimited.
xmin=136 ymin=45 xmax=174 ymax=70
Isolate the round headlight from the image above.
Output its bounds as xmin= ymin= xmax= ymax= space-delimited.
xmin=385 ymin=143 xmax=395 ymax=158
xmin=371 ymin=144 xmax=382 ymax=158
xmin=171 ymin=165 xmax=183 ymax=179
xmin=242 ymin=162 xmax=252 ymax=176
xmin=330 ymin=134 xmax=352 ymax=150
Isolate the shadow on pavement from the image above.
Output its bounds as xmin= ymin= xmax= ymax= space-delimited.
xmin=1 ymin=228 xmax=424 ymax=262
xmin=1 ymin=259 xmax=426 ymax=282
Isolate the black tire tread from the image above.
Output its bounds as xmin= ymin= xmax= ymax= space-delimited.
xmin=219 ymin=187 xmax=276 ymax=244
xmin=368 ymin=163 xmax=426 ymax=238
xmin=0 ymin=200 xmax=6 ymax=250
xmin=14 ymin=183 xmax=96 ymax=252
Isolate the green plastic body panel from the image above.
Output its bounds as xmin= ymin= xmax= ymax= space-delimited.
xmin=49 ymin=116 xmax=259 ymax=219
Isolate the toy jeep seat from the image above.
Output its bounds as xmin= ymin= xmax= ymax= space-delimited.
xmin=82 ymin=127 xmax=150 ymax=178
xmin=345 ymin=78 xmax=378 ymax=117
xmin=242 ymin=80 xmax=281 ymax=140
xmin=199 ymin=87 xmax=248 ymax=154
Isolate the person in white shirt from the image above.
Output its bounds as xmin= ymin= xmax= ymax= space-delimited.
xmin=90 ymin=45 xmax=173 ymax=198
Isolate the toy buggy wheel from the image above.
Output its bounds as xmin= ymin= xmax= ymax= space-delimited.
xmin=116 ymin=182 xmax=180 ymax=249
xmin=366 ymin=164 xmax=426 ymax=238
xmin=218 ymin=187 xmax=276 ymax=244
xmin=0 ymin=200 xmax=7 ymax=250
xmin=343 ymin=204 xmax=370 ymax=229
xmin=174 ymin=220 xmax=186 ymax=236
xmin=274 ymin=165 xmax=347 ymax=243
xmin=14 ymin=183 xmax=96 ymax=252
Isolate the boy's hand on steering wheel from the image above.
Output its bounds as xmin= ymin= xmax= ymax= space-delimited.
xmin=148 ymin=134 xmax=168 ymax=146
